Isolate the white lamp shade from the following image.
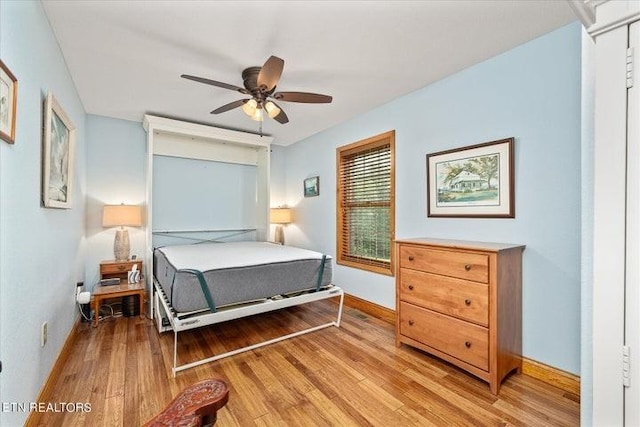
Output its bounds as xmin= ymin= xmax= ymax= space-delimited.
xmin=264 ymin=101 xmax=281 ymax=118
xmin=242 ymin=99 xmax=257 ymax=115
xmin=270 ymin=208 xmax=292 ymax=224
xmin=251 ymin=107 xmax=264 ymax=122
xmin=102 ymin=204 xmax=142 ymax=227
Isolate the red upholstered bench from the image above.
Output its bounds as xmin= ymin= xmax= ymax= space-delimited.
xmin=144 ymin=379 xmax=229 ymax=427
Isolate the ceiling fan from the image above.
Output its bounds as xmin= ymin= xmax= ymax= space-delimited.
xmin=181 ymin=56 xmax=332 ymax=125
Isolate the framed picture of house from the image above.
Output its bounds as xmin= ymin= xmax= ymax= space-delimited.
xmin=0 ymin=60 xmax=17 ymax=144
xmin=426 ymin=137 xmax=514 ymax=218
xmin=42 ymin=92 xmax=76 ymax=209
xmin=304 ymin=176 xmax=319 ymax=197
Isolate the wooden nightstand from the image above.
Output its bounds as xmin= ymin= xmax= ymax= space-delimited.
xmin=93 ymin=281 xmax=145 ymax=327
xmin=94 ymin=260 xmax=145 ymax=327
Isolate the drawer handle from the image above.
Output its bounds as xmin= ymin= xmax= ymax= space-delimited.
xmin=464 ymin=299 xmax=471 ymax=306
xmin=408 ymin=320 xmax=414 ymax=326
xmin=464 ymin=264 xmax=471 ymax=271
xmin=408 ymin=256 xmax=414 ymax=261
xmin=117 ymin=265 xmax=126 ymax=271
xmin=465 ymin=341 xmax=472 ymax=348
xmin=408 ymin=285 xmax=414 ymax=290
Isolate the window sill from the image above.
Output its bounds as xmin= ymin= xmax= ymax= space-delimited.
xmin=337 ymin=258 xmax=394 ymax=277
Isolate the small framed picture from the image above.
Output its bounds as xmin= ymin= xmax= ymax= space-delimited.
xmin=304 ymin=176 xmax=320 ymax=197
xmin=0 ymin=60 xmax=18 ymax=144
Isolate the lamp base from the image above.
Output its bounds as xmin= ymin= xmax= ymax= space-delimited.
xmin=114 ymin=229 xmax=130 ymax=261
xmin=274 ymin=225 xmax=285 ymax=245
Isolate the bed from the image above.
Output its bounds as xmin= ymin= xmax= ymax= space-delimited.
xmin=153 ymin=241 xmax=344 ymax=376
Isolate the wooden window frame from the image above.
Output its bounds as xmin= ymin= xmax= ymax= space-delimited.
xmin=336 ymin=130 xmax=395 ymax=276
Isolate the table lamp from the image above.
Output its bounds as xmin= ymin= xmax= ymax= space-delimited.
xmin=270 ymin=207 xmax=292 ymax=245
xmin=102 ymin=204 xmax=142 ymax=261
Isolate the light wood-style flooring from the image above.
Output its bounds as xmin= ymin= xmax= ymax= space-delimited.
xmin=37 ymin=300 xmax=579 ymax=426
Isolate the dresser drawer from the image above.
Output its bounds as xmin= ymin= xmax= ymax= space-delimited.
xmin=399 ymin=268 xmax=488 ymax=326
xmin=101 ymin=261 xmax=142 ymax=277
xmin=399 ymin=302 xmax=489 ymax=371
xmin=399 ymin=245 xmax=488 ymax=283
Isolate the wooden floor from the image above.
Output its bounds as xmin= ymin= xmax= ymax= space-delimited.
xmin=37 ymin=300 xmax=579 ymax=426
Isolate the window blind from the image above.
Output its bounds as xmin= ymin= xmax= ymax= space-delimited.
xmin=337 ymin=136 xmax=393 ymax=272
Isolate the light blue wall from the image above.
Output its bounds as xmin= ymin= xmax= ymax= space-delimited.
xmin=85 ymin=114 xmax=146 ymax=291
xmin=152 ymin=155 xmax=258 ymax=246
xmin=270 ymin=145 xmax=287 ymax=205
xmin=153 ymin=156 xmax=258 ymax=231
xmin=0 ymin=2 xmax=87 ymax=425
xmin=281 ymin=23 xmax=582 ymax=374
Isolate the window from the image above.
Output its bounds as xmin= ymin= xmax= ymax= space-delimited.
xmin=336 ymin=131 xmax=395 ymax=275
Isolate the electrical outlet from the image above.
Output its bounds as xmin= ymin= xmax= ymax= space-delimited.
xmin=41 ymin=322 xmax=48 ymax=347
xmin=76 ymin=282 xmax=83 ymax=300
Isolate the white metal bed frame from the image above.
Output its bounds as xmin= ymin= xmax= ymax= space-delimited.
xmin=154 ymin=279 xmax=344 ymax=376
xmin=143 ymin=116 xmax=344 ymax=375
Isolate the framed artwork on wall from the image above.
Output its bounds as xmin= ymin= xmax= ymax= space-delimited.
xmin=0 ymin=60 xmax=17 ymax=144
xmin=304 ymin=176 xmax=320 ymax=197
xmin=426 ymin=137 xmax=514 ymax=218
xmin=42 ymin=92 xmax=76 ymax=209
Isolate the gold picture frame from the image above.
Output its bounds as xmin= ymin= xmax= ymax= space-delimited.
xmin=42 ymin=92 xmax=76 ymax=209
xmin=0 ymin=60 xmax=17 ymax=144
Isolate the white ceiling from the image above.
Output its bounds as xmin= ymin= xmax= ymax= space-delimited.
xmin=42 ymin=1 xmax=576 ymax=146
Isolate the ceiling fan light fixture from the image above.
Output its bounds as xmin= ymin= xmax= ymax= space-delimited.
xmin=182 ymin=55 xmax=331 ymax=126
xmin=251 ymin=106 xmax=264 ymax=121
xmin=264 ymin=101 xmax=281 ymax=119
xmin=242 ymin=98 xmax=258 ymax=116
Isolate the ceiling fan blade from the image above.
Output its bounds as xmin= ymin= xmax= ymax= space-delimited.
xmin=273 ymin=91 xmax=332 ymax=103
xmin=210 ymin=99 xmax=248 ymax=114
xmin=257 ymin=56 xmax=284 ymax=91
xmin=270 ymin=102 xmax=289 ymax=124
xmin=181 ymin=74 xmax=248 ymax=94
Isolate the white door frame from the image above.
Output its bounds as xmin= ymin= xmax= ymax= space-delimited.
xmin=591 ymin=19 xmax=628 ymax=425
xmin=587 ymin=1 xmax=640 ymax=425
xmin=625 ymin=19 xmax=640 ymax=427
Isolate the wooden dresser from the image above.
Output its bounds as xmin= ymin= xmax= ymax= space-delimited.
xmin=395 ymin=238 xmax=525 ymax=394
